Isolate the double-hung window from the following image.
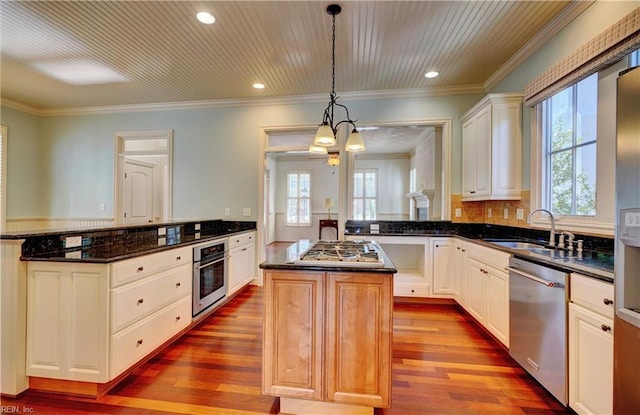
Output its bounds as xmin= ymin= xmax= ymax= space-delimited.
xmin=353 ymin=168 xmax=377 ymax=220
xmin=286 ymin=171 xmax=311 ymax=225
xmin=541 ymin=73 xmax=598 ymax=216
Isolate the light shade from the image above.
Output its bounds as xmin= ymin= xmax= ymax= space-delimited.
xmin=345 ymin=129 xmax=365 ymax=152
xmin=308 ymin=143 xmax=328 ymax=154
xmin=327 ymin=154 xmax=340 ymax=166
xmin=314 ymin=123 xmax=336 ymax=146
xmin=323 ymin=198 xmax=335 ymax=208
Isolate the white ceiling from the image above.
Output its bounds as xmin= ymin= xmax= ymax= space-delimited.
xmin=0 ymin=1 xmax=587 ymax=112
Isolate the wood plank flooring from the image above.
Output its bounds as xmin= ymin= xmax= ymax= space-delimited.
xmin=2 ymin=285 xmax=569 ymax=414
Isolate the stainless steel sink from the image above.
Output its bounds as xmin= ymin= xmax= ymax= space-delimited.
xmin=488 ymin=241 xmax=548 ymax=250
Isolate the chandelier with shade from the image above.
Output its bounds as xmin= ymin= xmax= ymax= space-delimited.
xmin=309 ymin=4 xmax=365 ymax=155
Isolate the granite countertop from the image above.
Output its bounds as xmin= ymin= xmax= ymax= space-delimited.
xmin=259 ymin=239 xmax=398 ymax=274
xmin=344 ymin=230 xmax=613 ymax=283
xmin=21 ymin=228 xmax=254 ymax=264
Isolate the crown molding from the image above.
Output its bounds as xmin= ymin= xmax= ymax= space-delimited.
xmin=2 ymin=84 xmax=487 ymax=117
xmin=484 ymin=0 xmax=594 ymax=91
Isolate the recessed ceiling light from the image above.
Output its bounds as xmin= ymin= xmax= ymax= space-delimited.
xmin=197 ymin=12 xmax=215 ymax=25
xmin=253 ymin=83 xmax=265 ymax=89
xmin=425 ymin=71 xmax=439 ymax=79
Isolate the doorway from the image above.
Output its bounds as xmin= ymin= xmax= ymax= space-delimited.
xmin=114 ymin=130 xmax=173 ymax=225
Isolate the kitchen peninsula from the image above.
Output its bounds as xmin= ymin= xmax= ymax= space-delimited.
xmin=259 ymin=240 xmax=397 ymax=415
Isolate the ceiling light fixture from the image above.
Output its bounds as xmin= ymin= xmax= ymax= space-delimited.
xmin=253 ymin=83 xmax=265 ymax=89
xmin=314 ymin=4 xmax=364 ymax=152
xmin=425 ymin=71 xmax=439 ymax=79
xmin=196 ymin=12 xmax=215 ymax=25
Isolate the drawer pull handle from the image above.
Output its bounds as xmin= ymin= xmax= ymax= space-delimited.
xmin=462 ymin=249 xmax=466 ymax=252
xmin=601 ymin=324 xmax=612 ymax=332
xmin=176 ymin=282 xmax=181 ymax=287
xmin=137 ymin=339 xmax=144 ymax=346
xmin=470 ymin=190 xmax=476 ymax=194
xmin=176 ymin=316 xmax=181 ymax=321
xmin=176 ymin=256 xmax=181 ymax=261
xmin=603 ymin=298 xmax=613 ymax=306
xmin=137 ymin=298 xmax=144 ymax=305
xmin=137 ymin=266 xmax=144 ymax=272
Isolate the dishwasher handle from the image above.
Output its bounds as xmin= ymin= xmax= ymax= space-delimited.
xmin=506 ymin=266 xmax=561 ymax=288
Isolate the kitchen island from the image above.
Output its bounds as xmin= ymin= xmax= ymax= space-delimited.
xmin=260 ymin=240 xmax=397 ymax=415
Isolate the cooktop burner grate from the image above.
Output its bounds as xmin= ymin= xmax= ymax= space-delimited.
xmin=296 ymin=240 xmax=384 ymax=267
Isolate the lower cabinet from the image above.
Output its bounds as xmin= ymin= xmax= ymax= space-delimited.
xmin=263 ymin=270 xmax=393 ymax=410
xmin=430 ymin=238 xmax=456 ymax=297
xmin=228 ymin=231 xmax=256 ymax=295
xmin=569 ymin=273 xmax=614 ymax=415
xmin=26 ymin=246 xmax=192 ymax=384
xmin=464 ymin=244 xmax=510 ymax=347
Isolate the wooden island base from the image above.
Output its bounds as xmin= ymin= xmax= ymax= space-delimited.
xmin=280 ymin=397 xmax=373 ymax=415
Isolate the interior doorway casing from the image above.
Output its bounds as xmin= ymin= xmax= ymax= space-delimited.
xmin=114 ymin=130 xmax=173 ymax=225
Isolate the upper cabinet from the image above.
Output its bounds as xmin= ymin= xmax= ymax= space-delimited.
xmin=461 ymin=93 xmax=523 ymax=201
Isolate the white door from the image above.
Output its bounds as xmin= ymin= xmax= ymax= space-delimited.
xmin=122 ymin=159 xmax=154 ymax=224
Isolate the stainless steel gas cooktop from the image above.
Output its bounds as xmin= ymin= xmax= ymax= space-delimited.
xmin=294 ymin=240 xmax=384 ymax=268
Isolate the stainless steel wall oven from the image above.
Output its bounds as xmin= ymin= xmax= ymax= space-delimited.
xmin=193 ymin=238 xmax=228 ymax=317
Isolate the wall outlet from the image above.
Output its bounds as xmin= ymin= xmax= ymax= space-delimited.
xmin=195 ymin=223 xmax=201 ymax=230
xmin=99 ymin=202 xmax=105 ymax=211
xmin=503 ymin=208 xmax=509 ymax=219
xmin=370 ymin=224 xmax=380 ymax=234
xmin=242 ymin=208 xmax=251 ymax=217
xmin=65 ymin=236 xmax=82 ymax=249
xmin=224 ymin=208 xmax=230 ymax=216
xmin=158 ymin=227 xmax=166 ymax=236
xmin=455 ymin=208 xmax=462 ymax=218
xmin=487 ymin=208 xmax=492 ymax=218
xmin=516 ymin=208 xmax=524 ymax=220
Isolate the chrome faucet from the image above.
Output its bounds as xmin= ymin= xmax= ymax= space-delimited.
xmin=527 ymin=208 xmax=556 ymax=247
xmin=562 ymin=231 xmax=575 ymax=250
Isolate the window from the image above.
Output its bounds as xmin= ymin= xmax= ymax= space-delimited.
xmin=286 ymin=171 xmax=311 ymax=225
xmin=541 ymin=73 xmax=598 ymax=216
xmin=353 ymin=169 xmax=377 ymax=220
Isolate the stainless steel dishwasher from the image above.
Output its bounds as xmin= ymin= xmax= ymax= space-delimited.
xmin=507 ymin=256 xmax=569 ymax=405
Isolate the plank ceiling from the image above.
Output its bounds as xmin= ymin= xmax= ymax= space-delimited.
xmin=0 ymin=1 xmax=586 ymax=111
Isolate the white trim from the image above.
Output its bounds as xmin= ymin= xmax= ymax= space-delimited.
xmin=1 ymin=125 xmax=7 ymax=234
xmin=2 ymin=85 xmax=486 ymax=117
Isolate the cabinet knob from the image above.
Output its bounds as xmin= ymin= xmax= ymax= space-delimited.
xmin=176 ymin=282 xmax=181 ymax=288
xmin=411 ymin=289 xmax=415 ymax=293
xmin=176 ymin=316 xmax=181 ymax=321
xmin=462 ymin=249 xmax=466 ymax=252
xmin=603 ymin=298 xmax=613 ymax=306
xmin=137 ymin=298 xmax=144 ymax=305
xmin=601 ymin=324 xmax=612 ymax=332
xmin=457 ymin=247 xmax=461 ymax=250
xmin=137 ymin=339 xmax=144 ymax=345
xmin=137 ymin=266 xmax=144 ymax=272
xmin=470 ymin=190 xmax=476 ymax=194
xmin=176 ymin=256 xmax=181 ymax=261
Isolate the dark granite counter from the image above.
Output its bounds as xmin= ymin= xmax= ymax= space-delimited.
xmin=259 ymin=239 xmax=397 ymax=274
xmin=344 ymin=220 xmax=614 ymax=283
xmin=16 ymin=219 xmax=256 ymax=263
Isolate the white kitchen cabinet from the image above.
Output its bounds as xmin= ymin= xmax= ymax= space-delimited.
xmin=430 ymin=238 xmax=455 ymax=297
xmin=569 ymin=273 xmax=614 ymax=415
xmin=461 ymin=93 xmax=523 ymax=201
xmin=26 ymin=246 xmax=192 ymax=385
xmin=228 ymin=231 xmax=256 ymax=295
xmin=453 ymin=239 xmax=467 ymax=305
xmin=464 ymin=242 xmax=510 ymax=347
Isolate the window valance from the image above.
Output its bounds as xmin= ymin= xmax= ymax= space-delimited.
xmin=524 ymin=7 xmax=640 ymax=107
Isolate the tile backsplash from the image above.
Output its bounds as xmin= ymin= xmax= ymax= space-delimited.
xmin=451 ymin=190 xmax=531 ymax=227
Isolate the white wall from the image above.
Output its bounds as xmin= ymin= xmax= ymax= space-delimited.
xmin=354 ymin=155 xmax=410 ymax=220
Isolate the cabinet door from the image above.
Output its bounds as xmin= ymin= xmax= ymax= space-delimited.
xmin=326 ymin=273 xmax=392 ymax=408
xmin=491 ymin=101 xmax=522 ymax=198
xmin=466 ymin=258 xmax=487 ymax=324
xmin=486 ymin=266 xmax=509 ymax=347
xmin=461 ymin=118 xmax=478 ymax=197
xmin=431 ymin=238 xmax=455 ymax=296
xmin=569 ymin=303 xmax=613 ymax=415
xmin=26 ymin=262 xmax=109 ymax=382
xmin=262 ymin=271 xmax=324 ymax=400
xmin=474 ymin=106 xmax=492 ymax=197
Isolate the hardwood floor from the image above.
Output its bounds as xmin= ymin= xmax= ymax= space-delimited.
xmin=2 ymin=285 xmax=569 ymax=414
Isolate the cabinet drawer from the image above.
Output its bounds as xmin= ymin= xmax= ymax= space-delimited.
xmin=110 ymin=263 xmax=192 ymax=333
xmin=111 ymin=246 xmax=191 ymax=288
xmin=110 ymin=295 xmax=191 ymax=379
xmin=394 ymin=284 xmax=429 ymax=297
xmin=228 ymin=231 xmax=255 ymax=249
xmin=571 ymin=273 xmax=614 ymax=318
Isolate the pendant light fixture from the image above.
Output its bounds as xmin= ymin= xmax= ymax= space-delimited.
xmin=314 ymin=4 xmax=364 ymax=152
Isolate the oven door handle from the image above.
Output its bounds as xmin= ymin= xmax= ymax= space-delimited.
xmin=195 ymin=255 xmax=230 ymax=270
xmin=506 ymin=266 xmax=558 ymax=288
